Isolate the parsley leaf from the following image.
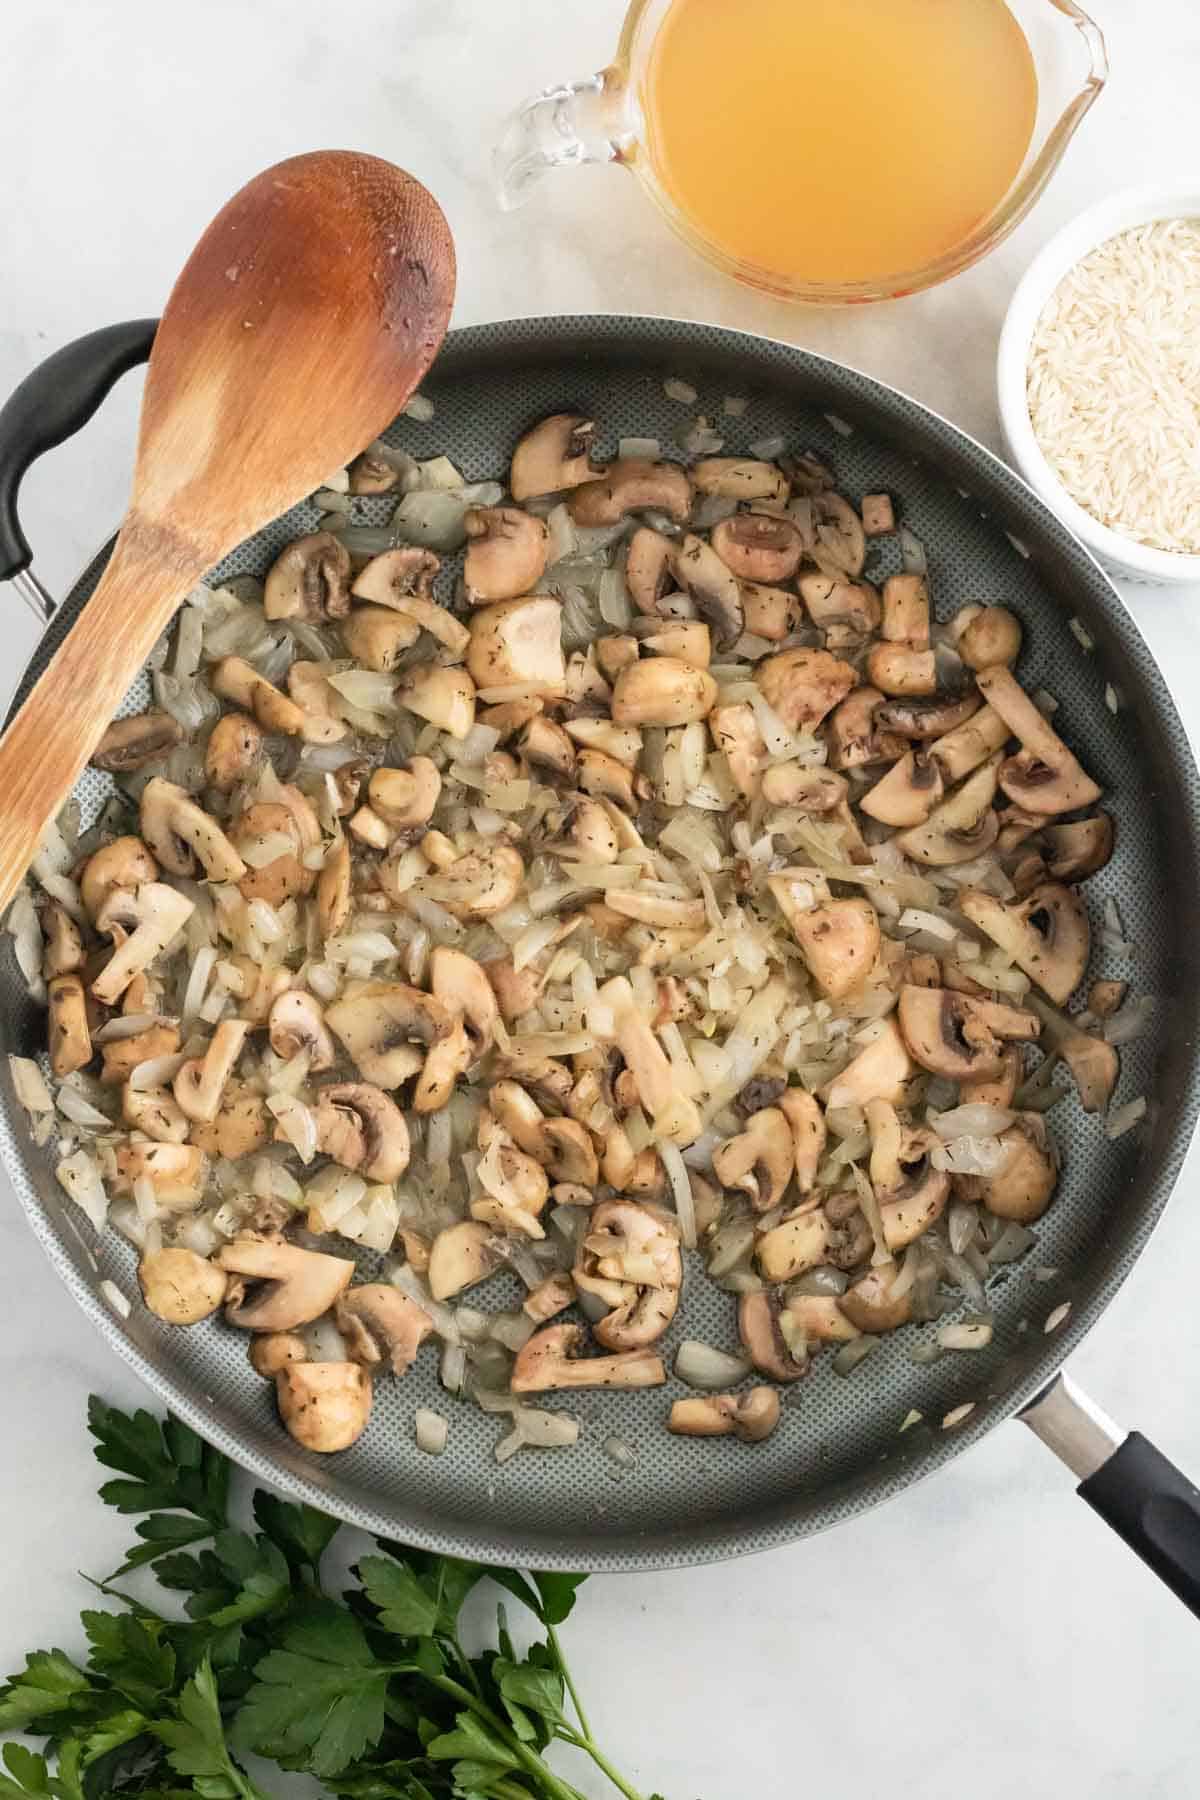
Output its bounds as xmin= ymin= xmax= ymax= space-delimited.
xmin=251 ymin=1489 xmax=340 ymax=1573
xmin=153 ymin=1657 xmax=266 ymax=1800
xmin=81 ymin=1611 xmax=175 ymax=1709
xmin=0 ymin=1652 xmax=94 ymax=1734
xmin=357 ymin=1558 xmax=440 ymax=1640
xmin=232 ymin=1604 xmax=389 ymax=1778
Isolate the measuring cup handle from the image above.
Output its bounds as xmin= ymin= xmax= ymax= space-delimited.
xmin=0 ymin=319 xmax=158 ymax=584
xmin=493 ymin=69 xmax=634 ymax=211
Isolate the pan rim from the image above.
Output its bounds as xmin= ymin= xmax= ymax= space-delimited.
xmin=8 ymin=310 xmax=1200 ymax=1571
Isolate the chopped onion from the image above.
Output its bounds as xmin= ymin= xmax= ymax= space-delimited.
xmin=515 ymin=1407 xmax=580 ymax=1448
xmin=9 ymin=1055 xmax=52 ymax=1114
xmin=674 ymin=1339 xmax=752 ymax=1390
xmin=748 ymin=434 xmax=785 ymax=461
xmin=409 ymin=1407 xmax=450 ymax=1458
xmin=55 ymin=1149 xmax=107 ymax=1232
xmin=664 ymin=378 xmax=697 ymax=404
xmin=402 ymin=391 xmax=435 ymax=421
xmin=937 ymin=1318 xmax=993 ymax=1352
xmin=1106 ymin=1095 xmax=1146 ymax=1140
xmin=658 ymin=1139 xmax=698 ymax=1249
xmin=832 ymin=1336 xmax=879 ymax=1376
xmin=932 ymin=1103 xmax=1015 ymax=1139
xmin=603 ymin=1435 xmax=637 ymax=1473
xmin=1104 ymin=996 xmax=1153 ymax=1045
xmin=618 ymin=436 xmax=661 ymax=461
xmin=265 ymin=1093 xmax=318 ymax=1163
xmin=55 ymin=1086 xmax=113 ymax=1129
xmin=898 ymin=526 xmax=927 ymax=574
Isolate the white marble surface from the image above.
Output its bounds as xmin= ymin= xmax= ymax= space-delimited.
xmin=3 ymin=4 xmax=1200 ymax=1796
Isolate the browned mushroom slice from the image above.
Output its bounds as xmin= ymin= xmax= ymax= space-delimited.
xmin=956 ymin=1114 xmax=1057 ymax=1222
xmin=812 ymin=492 xmax=866 ymax=577
xmin=839 ymin=1264 xmax=913 ymax=1334
xmin=976 ymin=665 xmax=1101 ymax=815
xmin=755 ymin=1205 xmax=831 ymax=1283
xmin=510 ymin=413 xmax=598 ymax=500
xmin=568 ymin=458 xmax=692 ymax=526
xmin=950 ymin=605 xmax=1022 ymax=669
xmin=668 ymin=1389 xmax=781 ymax=1441
xmin=880 ymin=573 xmax=930 ymax=647
xmin=510 ymin=1323 xmax=666 ymax=1391
xmin=573 ymin=1199 xmax=682 ymax=1350
xmin=264 ymin=531 xmax=352 ymax=621
xmin=337 ymin=1284 xmax=433 ymax=1375
xmin=713 ymin=1108 xmax=795 ymax=1213
xmin=742 ymin=581 xmax=805 ymax=641
xmin=865 ymin=644 xmax=937 ymax=697
xmin=825 ymin=687 xmax=907 ymax=771
xmin=711 ymin=513 xmax=804 ymax=584
xmin=217 ymin=1238 xmax=355 ymax=1331
xmin=92 ymin=710 xmax=183 ymax=773
xmin=799 ymin=574 xmax=881 ymax=644
xmin=875 ymin=693 xmax=982 ymax=740
xmin=1041 ymin=814 xmax=1114 ymax=880
xmin=463 ymin=506 xmax=549 ymax=603
xmin=737 ymin=1290 xmax=809 ymax=1382
xmin=819 ymin=1017 xmax=913 ymax=1109
xmin=692 ymin=457 xmax=789 ymax=502
xmin=860 ymin=749 xmax=944 ymax=828
xmin=895 ymin=755 xmax=1003 ymax=866
xmin=768 ymin=884 xmax=880 ymax=1000
xmin=958 ymin=884 xmax=1089 ymax=1006
xmin=756 ymin=647 xmax=857 ymax=733
xmin=866 ymin=1100 xmax=950 ymax=1251
xmin=672 ymin=534 xmax=744 ymax=650
xmin=625 ymin=526 xmax=676 ymax=617
xmin=897 ymin=985 xmax=1039 ymax=1080
xmin=466 ymin=597 xmax=564 ymax=694
xmin=276 ymin=1362 xmax=371 ymax=1452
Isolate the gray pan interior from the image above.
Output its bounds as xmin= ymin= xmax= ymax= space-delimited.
xmin=4 ymin=315 xmax=1200 ymax=1572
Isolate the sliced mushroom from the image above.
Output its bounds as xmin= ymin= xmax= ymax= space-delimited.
xmin=671 ymin=533 xmax=745 ymax=650
xmin=48 ymin=974 xmax=91 ymax=1076
xmin=265 ymin=531 xmax=352 ymax=621
xmin=100 ymin=1022 xmax=179 ymax=1087
xmin=625 ymin=527 xmax=676 ymax=617
xmin=866 ymin=1099 xmax=950 ymax=1251
xmin=231 ymin=804 xmax=309 ymax=906
xmin=738 ymin=1290 xmax=808 ymax=1382
xmin=841 ymin=1263 xmax=911 ymax=1333
xmin=756 ymin=648 xmax=856 ymax=733
xmin=574 ymin=1199 xmax=682 ymax=1350
xmin=865 ymin=644 xmax=937 ymax=697
xmin=80 ymin=837 xmax=160 ymax=922
xmin=472 ymin=1111 xmax=550 ymax=1237
xmin=669 ymin=1389 xmax=781 ymax=1442
xmin=897 ymin=985 xmax=1039 ymax=1081
xmin=769 ymin=887 xmax=879 ymax=1000
xmin=1041 ymin=815 xmax=1114 ymax=880
xmin=713 ymin=1107 xmax=795 ymax=1212
xmin=570 ymin=795 xmax=621 ymax=860
xmin=799 ymin=575 xmax=881 ymax=646
xmin=958 ymin=1113 xmax=1056 ymax=1222
xmin=398 ymin=663 xmax=477 ymax=739
xmin=643 ymin=620 xmax=711 ymax=668
xmin=337 ymin=1284 xmax=433 ymax=1375
xmin=466 ymin=597 xmax=565 ymax=694
xmin=711 ymin=513 xmax=803 ymax=584
xmin=875 ymin=693 xmax=982 ymax=741
xmin=510 ymin=1322 xmax=666 ymax=1391
xmin=601 ymin=976 xmax=702 ymax=1140
xmin=276 ymin=1361 xmax=371 ymax=1452
xmin=577 ymin=748 xmax=637 ymax=813
xmin=609 ymin=657 xmax=717 ymax=727
xmin=693 ymin=457 xmax=789 ymax=502
xmin=218 ymin=1236 xmax=355 ymax=1330
xmin=350 ymin=545 xmax=440 ymax=616
xmin=523 ymin=1271 xmax=578 ymax=1323
xmin=779 ymin=1088 xmax=825 ymax=1194
xmin=430 ymin=945 xmax=499 ymax=1064
xmin=896 ymin=755 xmax=1003 ymax=866
xmin=1024 ymin=993 xmax=1119 ymax=1113
xmin=268 ymin=990 xmax=335 ymax=1071
xmin=419 ymin=844 xmax=524 ymax=919
xmin=958 ymin=884 xmax=1089 ymax=1006
xmin=249 ymin=1332 xmax=308 ymax=1376
xmin=138 ymin=1247 xmax=227 ymax=1325
xmin=825 ymin=687 xmax=907 ymax=771
xmin=463 ymin=506 xmax=548 ymax=604
xmin=951 ymin=605 xmax=1022 ymax=669
xmin=820 ymin=1018 xmax=913 ymax=1109
xmin=959 ymin=1044 xmax=1023 ymax=1110
xmin=861 ymin=493 xmax=896 ymax=536
xmin=859 ymin=750 xmax=944 ymax=828
xmin=780 ymin=1294 xmax=862 ymax=1344
xmin=317 ymin=837 xmax=352 ymax=939
xmin=510 ymin=413 xmax=598 ymax=500
xmin=340 ymin=604 xmax=422 ymax=672
xmin=519 ymin=716 xmax=576 ymax=784
xmin=327 ymin=981 xmax=453 ymax=1088
xmin=930 ymin=704 xmax=1012 ymax=784
xmin=38 ymin=900 xmax=81 ymax=982
xmin=880 ymin=573 xmax=930 ymax=647
xmin=121 ymin=1081 xmax=189 ymax=1143
xmin=92 ymin=710 xmax=183 ymax=773
xmin=113 ymin=1142 xmax=205 ymax=1206
xmin=742 ymin=580 xmax=805 ymax=641
xmin=141 ymin=779 xmax=245 ymax=882
xmin=189 ymin=1081 xmax=271 ymax=1159
xmin=568 ymin=458 xmax=692 ymax=527
xmin=312 ymin=1082 xmax=410 ymax=1181
xmin=428 ymin=1220 xmax=503 ymax=1300
xmin=976 ymin=666 xmax=1101 ymax=815
xmin=811 ymin=492 xmax=866 ymax=577
xmin=755 ymin=1206 xmax=831 ymax=1283
xmin=710 ymin=703 xmax=768 ymax=798
xmin=205 ymin=712 xmax=264 ymax=792
xmin=91 ymin=884 xmax=194 ymax=1006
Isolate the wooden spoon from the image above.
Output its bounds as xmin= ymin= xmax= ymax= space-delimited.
xmin=0 ymin=149 xmax=455 ymax=912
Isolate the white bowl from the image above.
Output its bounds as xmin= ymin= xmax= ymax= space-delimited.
xmin=997 ymin=185 xmax=1200 ymax=587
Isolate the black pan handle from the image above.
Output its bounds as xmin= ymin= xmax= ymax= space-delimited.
xmin=1022 ymin=1372 xmax=1200 ymax=1618
xmin=0 ymin=319 xmax=158 ymax=583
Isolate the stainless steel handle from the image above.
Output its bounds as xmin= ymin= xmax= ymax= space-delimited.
xmin=11 ymin=567 xmax=55 ymax=625
xmin=1019 ymin=1370 xmax=1125 ymax=1479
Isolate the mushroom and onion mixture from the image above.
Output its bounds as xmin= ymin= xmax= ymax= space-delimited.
xmin=9 ymin=407 xmax=1140 ymax=1460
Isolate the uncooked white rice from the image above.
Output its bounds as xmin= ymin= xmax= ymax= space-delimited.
xmin=1027 ymin=218 xmax=1200 ymax=554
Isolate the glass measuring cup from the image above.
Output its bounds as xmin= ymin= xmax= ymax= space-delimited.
xmin=494 ymin=0 xmax=1108 ymax=305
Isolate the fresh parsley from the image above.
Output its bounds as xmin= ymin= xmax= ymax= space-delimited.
xmin=0 ymin=1398 xmax=665 ymax=1800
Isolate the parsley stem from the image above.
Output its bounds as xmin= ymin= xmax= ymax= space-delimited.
xmin=429 ymin=1673 xmax=589 ymax=1800
xmin=558 ymin=1726 xmax=647 ymax=1800
xmin=548 ymin=1623 xmax=592 ymax=1742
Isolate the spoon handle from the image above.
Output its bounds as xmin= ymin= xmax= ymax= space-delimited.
xmin=0 ymin=525 xmax=206 ymax=912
